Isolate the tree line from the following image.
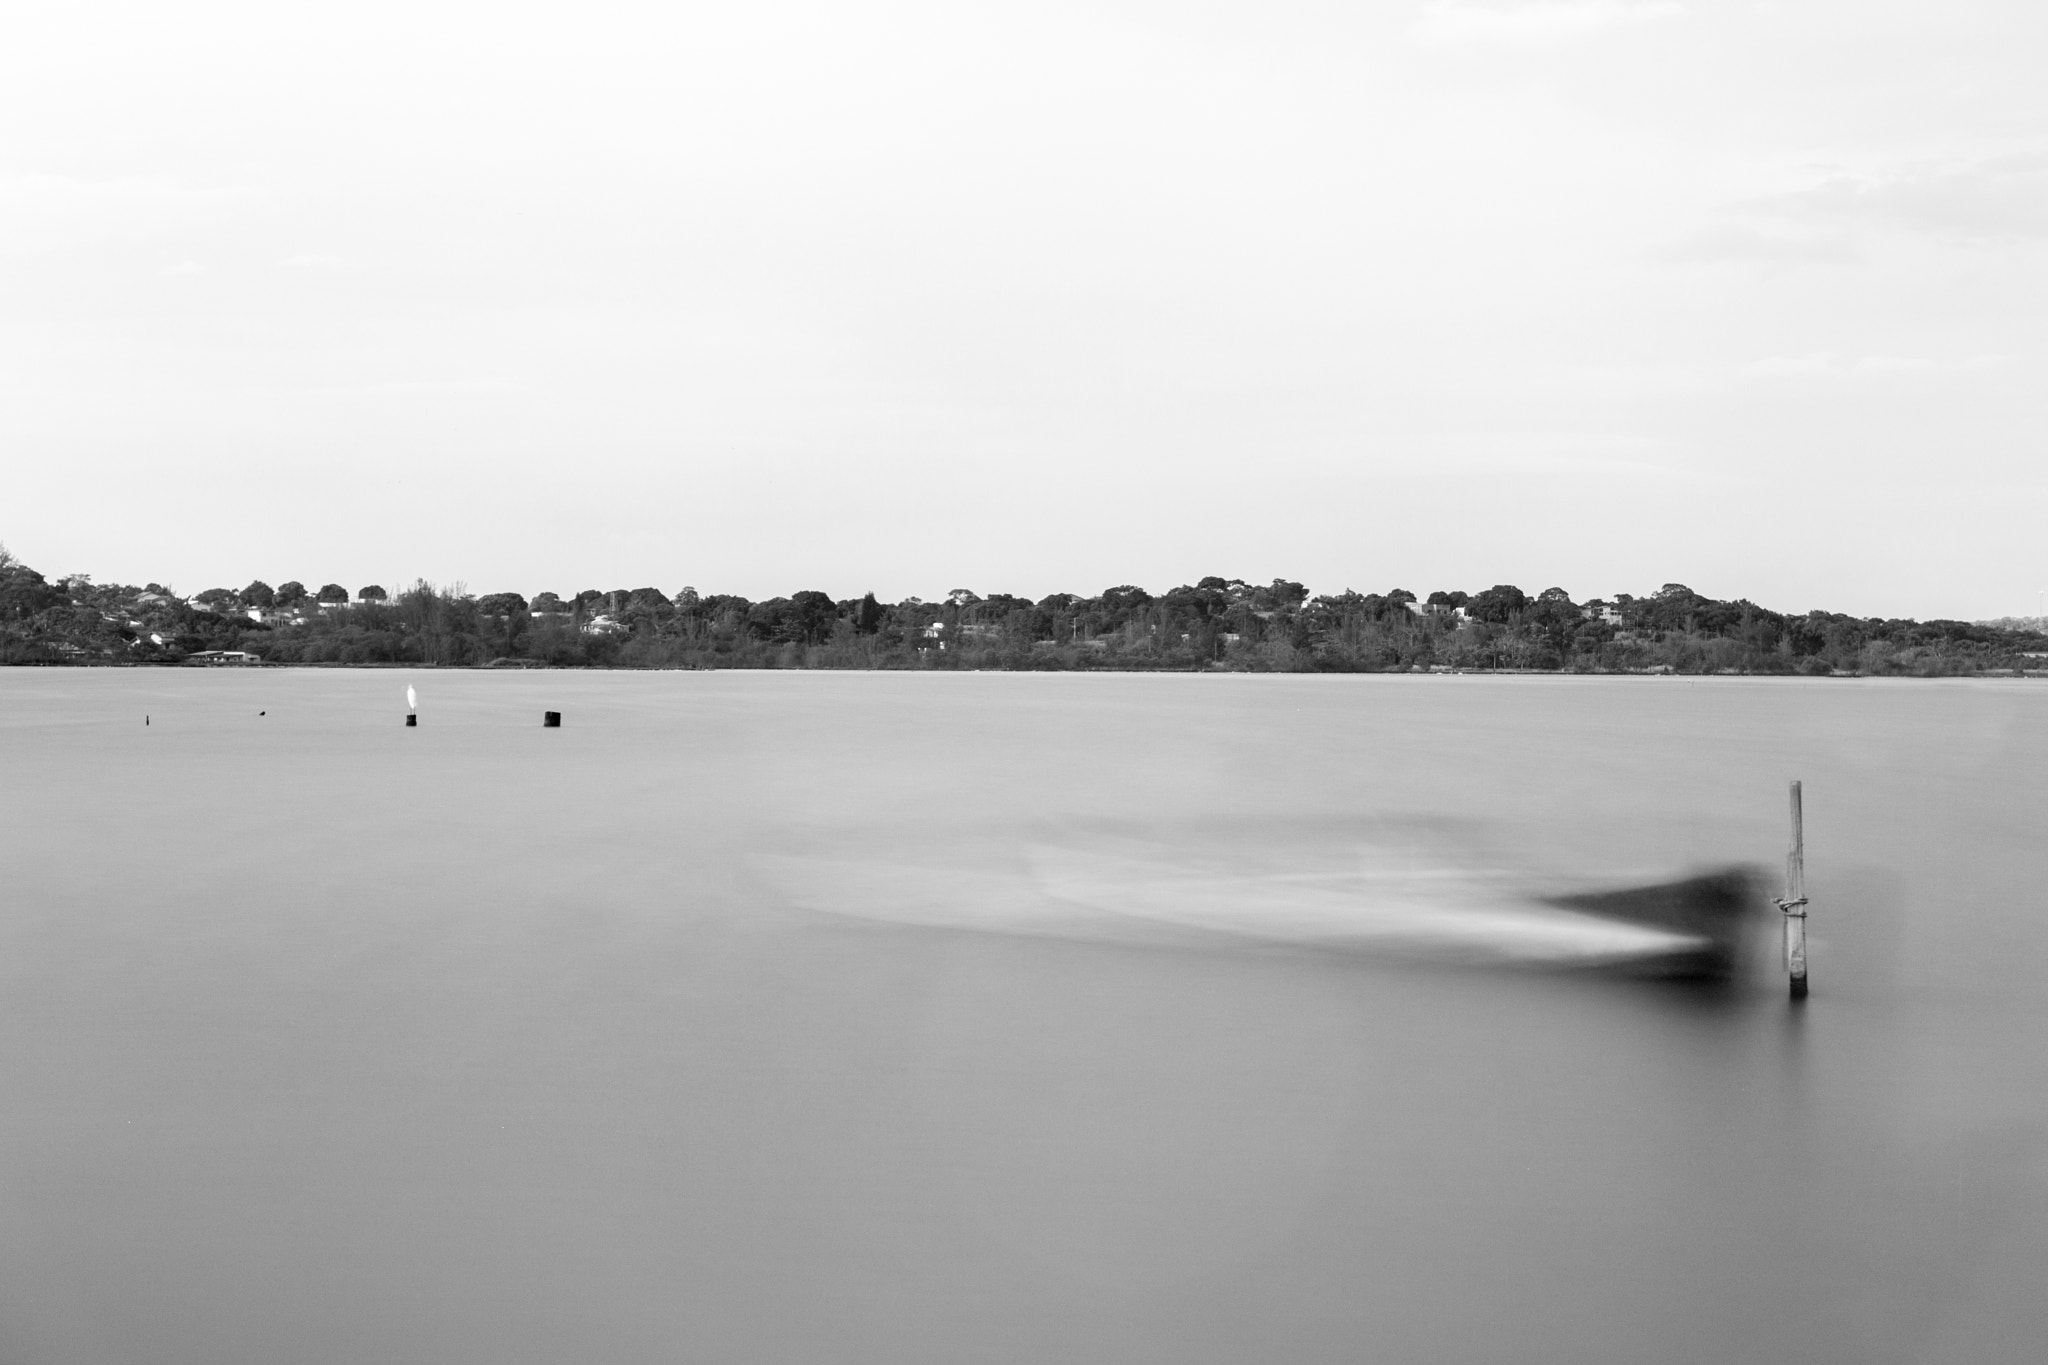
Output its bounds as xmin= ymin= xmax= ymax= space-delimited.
xmin=3 ymin=544 xmax=2044 ymax=676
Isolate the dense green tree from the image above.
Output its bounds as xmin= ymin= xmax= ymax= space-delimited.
xmin=1467 ymin=585 xmax=1529 ymax=624
xmin=0 ymin=552 xmax=62 ymax=621
xmin=1159 ymin=581 xmax=1230 ymax=621
xmin=243 ymin=580 xmax=276 ymax=608
xmin=780 ymin=590 xmax=839 ymax=642
xmin=477 ymin=592 xmax=528 ymax=617
xmin=1255 ymin=579 xmax=1309 ymax=611
xmin=621 ymin=589 xmax=670 ymax=625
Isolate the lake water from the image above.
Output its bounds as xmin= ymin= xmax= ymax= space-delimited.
xmin=3 ymin=669 xmax=2045 ymax=1363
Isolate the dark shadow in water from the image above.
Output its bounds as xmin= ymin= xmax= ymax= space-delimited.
xmin=1544 ymin=865 xmax=1773 ymax=982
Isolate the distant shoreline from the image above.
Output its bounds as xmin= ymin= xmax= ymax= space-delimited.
xmin=6 ymin=553 xmax=2045 ymax=678
xmin=13 ymin=659 xmax=2048 ymax=681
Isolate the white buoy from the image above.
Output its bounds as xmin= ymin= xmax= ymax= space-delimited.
xmin=406 ymin=684 xmax=418 ymax=727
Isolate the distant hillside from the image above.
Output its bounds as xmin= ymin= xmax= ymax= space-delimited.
xmin=4 ymin=547 xmax=2045 ymax=675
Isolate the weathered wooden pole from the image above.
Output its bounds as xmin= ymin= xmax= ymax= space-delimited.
xmin=1778 ymin=780 xmax=1808 ymax=999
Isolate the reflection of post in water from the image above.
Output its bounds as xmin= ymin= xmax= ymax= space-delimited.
xmin=1776 ymin=780 xmax=1809 ymax=1001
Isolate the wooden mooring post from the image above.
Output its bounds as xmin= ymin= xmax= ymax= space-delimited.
xmin=1777 ymin=780 xmax=1809 ymax=999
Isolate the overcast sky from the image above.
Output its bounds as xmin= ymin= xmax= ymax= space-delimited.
xmin=4 ymin=1 xmax=2044 ymax=617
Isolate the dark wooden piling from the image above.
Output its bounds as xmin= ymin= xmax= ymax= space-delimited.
xmin=1778 ymin=780 xmax=1808 ymax=999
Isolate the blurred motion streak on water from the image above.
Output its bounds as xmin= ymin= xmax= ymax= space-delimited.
xmin=762 ymin=833 xmax=1749 ymax=968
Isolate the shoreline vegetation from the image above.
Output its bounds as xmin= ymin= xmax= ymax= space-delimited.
xmin=4 ymin=545 xmax=2046 ymax=676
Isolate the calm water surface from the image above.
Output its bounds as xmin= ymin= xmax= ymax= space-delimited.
xmin=3 ymin=670 xmax=2045 ymax=1363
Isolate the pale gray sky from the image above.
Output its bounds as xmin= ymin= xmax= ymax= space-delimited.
xmin=4 ymin=1 xmax=2044 ymax=617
